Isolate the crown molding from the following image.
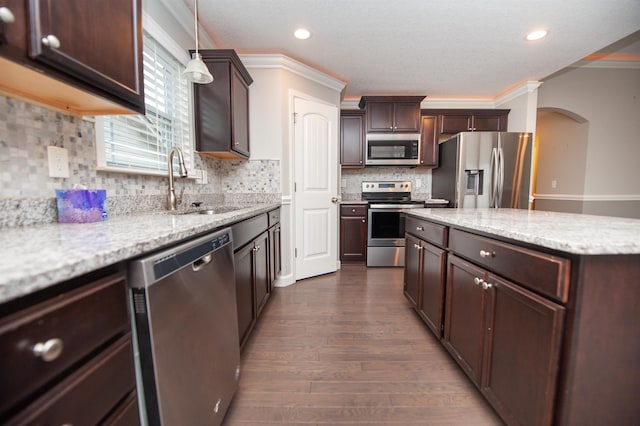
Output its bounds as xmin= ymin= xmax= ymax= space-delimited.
xmin=495 ymin=81 xmax=542 ymax=105
xmin=421 ymin=98 xmax=497 ymax=109
xmin=239 ymin=54 xmax=346 ymax=92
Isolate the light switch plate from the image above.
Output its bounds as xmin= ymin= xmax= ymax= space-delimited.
xmin=47 ymin=146 xmax=70 ymax=178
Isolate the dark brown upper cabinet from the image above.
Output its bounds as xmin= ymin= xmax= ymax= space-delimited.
xmin=423 ymin=109 xmax=509 ymax=142
xmin=419 ymin=115 xmax=438 ymax=167
xmin=0 ymin=0 xmax=144 ymax=115
xmin=359 ymin=95 xmax=425 ymax=133
xmin=194 ymin=49 xmax=253 ymax=160
xmin=340 ymin=110 xmax=365 ymax=167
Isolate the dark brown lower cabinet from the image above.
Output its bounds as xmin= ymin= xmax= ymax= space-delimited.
xmin=233 ymin=210 xmax=279 ymax=349
xmin=403 ymin=234 xmax=422 ymax=308
xmin=340 ymin=204 xmax=367 ymax=262
xmin=234 ymin=242 xmax=256 ymax=348
xmin=417 ymin=242 xmax=447 ymax=338
xmin=443 ymin=256 xmax=487 ymax=385
xmin=443 ymin=254 xmax=564 ymax=426
xmin=482 ymin=273 xmax=564 ymax=426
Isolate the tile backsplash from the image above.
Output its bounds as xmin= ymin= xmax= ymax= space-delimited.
xmin=0 ymin=95 xmax=280 ymax=227
xmin=341 ymin=168 xmax=432 ymax=201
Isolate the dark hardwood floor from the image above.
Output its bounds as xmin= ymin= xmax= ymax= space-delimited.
xmin=224 ymin=265 xmax=503 ymax=425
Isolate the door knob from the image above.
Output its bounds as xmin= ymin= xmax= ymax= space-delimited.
xmin=331 ymin=196 xmax=341 ymax=204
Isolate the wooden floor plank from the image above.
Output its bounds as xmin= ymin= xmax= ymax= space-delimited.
xmin=223 ymin=265 xmax=503 ymax=425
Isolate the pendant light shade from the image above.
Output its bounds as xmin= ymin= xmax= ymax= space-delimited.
xmin=184 ymin=52 xmax=213 ymax=84
xmin=183 ymin=0 xmax=213 ymax=84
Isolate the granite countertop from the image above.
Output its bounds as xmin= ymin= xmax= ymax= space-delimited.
xmin=0 ymin=203 xmax=280 ymax=304
xmin=405 ymin=208 xmax=640 ymax=255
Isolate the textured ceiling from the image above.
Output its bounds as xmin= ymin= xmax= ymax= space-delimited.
xmin=187 ymin=0 xmax=640 ymax=100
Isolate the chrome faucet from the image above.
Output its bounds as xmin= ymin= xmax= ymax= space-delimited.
xmin=167 ymin=147 xmax=188 ymax=210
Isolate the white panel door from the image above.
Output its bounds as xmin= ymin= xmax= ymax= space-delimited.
xmin=294 ymin=97 xmax=339 ymax=280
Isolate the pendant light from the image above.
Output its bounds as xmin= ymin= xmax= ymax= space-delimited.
xmin=183 ymin=0 xmax=213 ymax=84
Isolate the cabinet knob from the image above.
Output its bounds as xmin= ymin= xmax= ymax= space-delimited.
xmin=479 ymin=249 xmax=495 ymax=258
xmin=362 ymin=219 xmax=365 ymax=223
xmin=482 ymin=282 xmax=493 ymax=290
xmin=33 ymin=338 xmax=64 ymax=362
xmin=389 ymin=126 xmax=393 ymax=130
xmin=473 ymin=277 xmax=483 ymax=286
xmin=42 ymin=34 xmax=61 ymax=49
xmin=351 ymin=208 xmax=356 ymax=213
xmin=416 ymin=226 xmax=424 ymax=231
xmin=0 ymin=7 xmax=15 ymax=23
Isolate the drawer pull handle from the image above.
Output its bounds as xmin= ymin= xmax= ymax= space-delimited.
xmin=0 ymin=7 xmax=16 ymax=23
xmin=482 ymin=282 xmax=493 ymax=290
xmin=479 ymin=249 xmax=495 ymax=258
xmin=351 ymin=209 xmax=356 ymax=213
xmin=416 ymin=226 xmax=424 ymax=231
xmin=41 ymin=34 xmax=61 ymax=49
xmin=33 ymin=338 xmax=63 ymax=362
xmin=473 ymin=277 xmax=483 ymax=286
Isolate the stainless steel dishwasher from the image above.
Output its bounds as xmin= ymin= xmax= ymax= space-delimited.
xmin=128 ymin=228 xmax=240 ymax=426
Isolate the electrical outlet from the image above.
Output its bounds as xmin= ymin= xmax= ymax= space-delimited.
xmin=551 ymin=180 xmax=557 ymax=189
xmin=47 ymin=146 xmax=70 ymax=178
xmin=193 ymin=169 xmax=208 ymax=185
xmin=415 ymin=178 xmax=422 ymax=188
xmin=341 ymin=179 xmax=347 ymax=188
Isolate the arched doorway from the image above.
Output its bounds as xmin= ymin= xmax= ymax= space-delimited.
xmin=533 ymin=108 xmax=589 ymax=213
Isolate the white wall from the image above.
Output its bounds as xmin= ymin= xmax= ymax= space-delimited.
xmin=241 ymin=55 xmax=345 ymax=286
xmin=496 ymin=82 xmax=541 ymax=133
xmin=537 ymin=65 xmax=640 ymax=217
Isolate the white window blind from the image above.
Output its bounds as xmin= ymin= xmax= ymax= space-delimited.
xmin=96 ymin=31 xmax=193 ymax=175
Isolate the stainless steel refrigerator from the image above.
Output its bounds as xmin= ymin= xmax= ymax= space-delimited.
xmin=431 ymin=132 xmax=533 ymax=209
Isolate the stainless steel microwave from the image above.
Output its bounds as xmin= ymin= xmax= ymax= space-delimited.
xmin=365 ymin=133 xmax=421 ymax=166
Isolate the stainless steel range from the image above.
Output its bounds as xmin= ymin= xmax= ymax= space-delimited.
xmin=362 ymin=181 xmax=425 ymax=267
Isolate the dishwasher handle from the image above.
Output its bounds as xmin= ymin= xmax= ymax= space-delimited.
xmin=192 ymin=253 xmax=213 ymax=272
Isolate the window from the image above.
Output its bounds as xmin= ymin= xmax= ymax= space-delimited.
xmin=96 ymin=19 xmax=193 ymax=176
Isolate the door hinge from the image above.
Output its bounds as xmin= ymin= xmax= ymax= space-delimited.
xmin=293 ymin=112 xmax=298 ymax=124
xmin=294 ymin=182 xmax=297 ymax=192
xmin=295 ymin=248 xmax=297 ymax=258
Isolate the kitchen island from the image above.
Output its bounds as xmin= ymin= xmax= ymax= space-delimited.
xmin=402 ymin=208 xmax=640 ymax=426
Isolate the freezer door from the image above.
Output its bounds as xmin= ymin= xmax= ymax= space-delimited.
xmin=459 ymin=132 xmax=497 ymax=208
xmin=497 ymin=132 xmax=532 ymax=209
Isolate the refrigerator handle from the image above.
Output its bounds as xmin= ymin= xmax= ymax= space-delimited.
xmin=497 ymin=147 xmax=505 ymax=207
xmin=490 ymin=147 xmax=498 ymax=207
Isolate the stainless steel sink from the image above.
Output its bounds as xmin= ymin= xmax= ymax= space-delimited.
xmin=185 ymin=206 xmax=243 ymax=215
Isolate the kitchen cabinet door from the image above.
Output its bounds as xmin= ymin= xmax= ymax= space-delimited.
xmin=0 ymin=0 xmax=144 ymax=114
xmin=403 ymin=234 xmax=422 ymax=309
xmin=340 ymin=205 xmax=367 ymax=262
xmin=195 ymin=49 xmax=253 ymax=160
xmin=443 ymin=255 xmax=487 ymax=386
xmin=393 ymin=102 xmax=421 ymax=132
xmin=418 ymin=242 xmax=446 ymax=338
xmin=234 ymin=243 xmax=255 ymax=348
xmin=473 ymin=114 xmax=507 ymax=132
xmin=340 ymin=110 xmax=365 ymax=167
xmin=482 ymin=273 xmax=564 ymax=426
xmin=253 ymin=231 xmax=270 ymax=317
xmin=439 ymin=114 xmax=472 ymax=134
xmin=419 ymin=115 xmax=438 ymax=167
xmin=360 ymin=96 xmax=424 ymax=133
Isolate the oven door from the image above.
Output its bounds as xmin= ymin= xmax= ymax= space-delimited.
xmin=367 ymin=207 xmax=406 ymax=247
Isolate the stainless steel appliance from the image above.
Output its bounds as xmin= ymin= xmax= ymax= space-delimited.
xmin=129 ymin=228 xmax=239 ymax=426
xmin=431 ymin=132 xmax=533 ymax=208
xmin=362 ymin=181 xmax=425 ymax=267
xmin=365 ymin=133 xmax=421 ymax=166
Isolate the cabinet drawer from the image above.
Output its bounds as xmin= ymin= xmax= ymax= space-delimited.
xmin=449 ymin=229 xmax=569 ymax=303
xmin=103 ymin=390 xmax=140 ymax=426
xmin=268 ymin=208 xmax=281 ymax=227
xmin=232 ymin=213 xmax=268 ymax=250
xmin=0 ymin=273 xmax=129 ymax=415
xmin=406 ymin=216 xmax=448 ymax=247
xmin=340 ymin=204 xmax=367 ymax=217
xmin=7 ymin=335 xmax=136 ymax=425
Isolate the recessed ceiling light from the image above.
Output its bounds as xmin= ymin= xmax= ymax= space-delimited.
xmin=294 ymin=28 xmax=311 ymax=40
xmin=526 ymin=29 xmax=548 ymax=41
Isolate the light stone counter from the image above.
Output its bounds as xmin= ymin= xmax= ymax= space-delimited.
xmin=405 ymin=208 xmax=640 ymax=255
xmin=0 ymin=203 xmax=280 ymax=304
